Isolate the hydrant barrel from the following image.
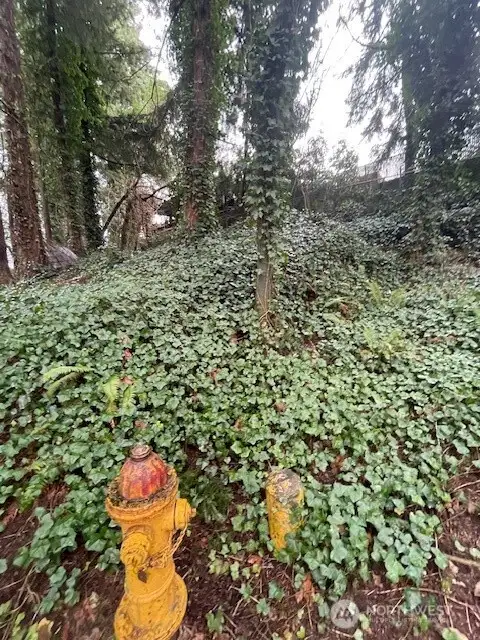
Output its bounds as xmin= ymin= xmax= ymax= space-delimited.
xmin=266 ymin=469 xmax=304 ymax=551
xmin=106 ymin=444 xmax=194 ymax=640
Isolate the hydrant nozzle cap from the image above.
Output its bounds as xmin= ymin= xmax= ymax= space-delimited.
xmin=130 ymin=443 xmax=152 ymax=461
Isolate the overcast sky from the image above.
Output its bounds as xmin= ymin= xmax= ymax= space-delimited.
xmin=138 ymin=0 xmax=376 ymax=165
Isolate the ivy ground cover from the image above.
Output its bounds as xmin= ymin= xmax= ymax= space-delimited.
xmin=0 ymin=215 xmax=479 ymax=632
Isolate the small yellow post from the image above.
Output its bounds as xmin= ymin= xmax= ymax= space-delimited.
xmin=266 ymin=469 xmax=304 ymax=550
xmin=106 ymin=444 xmax=194 ymax=640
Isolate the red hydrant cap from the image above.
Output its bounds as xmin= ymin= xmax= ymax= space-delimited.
xmin=118 ymin=444 xmax=169 ymax=501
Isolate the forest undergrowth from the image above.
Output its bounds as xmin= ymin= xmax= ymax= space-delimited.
xmin=0 ymin=212 xmax=479 ymax=623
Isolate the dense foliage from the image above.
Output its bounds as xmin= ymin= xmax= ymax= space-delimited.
xmin=348 ymin=0 xmax=480 ymax=170
xmin=0 ymin=214 xmax=478 ymax=609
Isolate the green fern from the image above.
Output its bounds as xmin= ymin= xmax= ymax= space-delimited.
xmin=324 ymin=296 xmax=345 ymax=309
xmin=44 ymin=366 xmax=137 ymax=416
xmin=43 ymin=365 xmax=91 ymax=397
xmin=121 ymin=383 xmax=136 ymax=412
xmin=390 ymin=287 xmax=406 ymax=308
xmin=369 ymin=280 xmax=384 ymax=306
xmin=43 ymin=365 xmax=90 ymax=382
xmin=102 ymin=375 xmax=121 ymax=414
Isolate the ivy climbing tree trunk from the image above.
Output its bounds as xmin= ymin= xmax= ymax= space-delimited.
xmin=0 ymin=0 xmax=46 ymax=278
xmin=185 ymin=0 xmax=216 ymax=229
xmin=45 ymin=0 xmax=84 ymax=254
xmin=245 ymin=0 xmax=326 ymax=324
xmin=80 ymin=54 xmax=103 ymax=250
xmin=171 ymin=0 xmax=226 ymax=230
xmin=256 ymin=219 xmax=274 ymax=321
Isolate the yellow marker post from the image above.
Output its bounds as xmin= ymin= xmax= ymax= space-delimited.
xmin=106 ymin=444 xmax=194 ymax=640
xmin=266 ymin=469 xmax=304 ymax=550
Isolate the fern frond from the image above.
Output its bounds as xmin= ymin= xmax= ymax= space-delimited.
xmin=102 ymin=376 xmax=121 ymax=414
xmin=390 ymin=288 xmax=406 ymax=308
xmin=121 ymin=384 xmax=136 ymax=411
xmin=324 ymin=297 xmax=345 ymax=309
xmin=46 ymin=371 xmax=84 ymax=398
xmin=369 ymin=280 xmax=383 ymax=306
xmin=43 ymin=365 xmax=90 ymax=383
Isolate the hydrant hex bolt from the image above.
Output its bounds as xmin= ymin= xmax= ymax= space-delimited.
xmin=106 ymin=444 xmax=194 ymax=640
xmin=266 ymin=469 xmax=304 ymax=551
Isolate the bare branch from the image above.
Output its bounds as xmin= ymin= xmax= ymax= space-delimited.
xmin=102 ymin=177 xmax=140 ymax=234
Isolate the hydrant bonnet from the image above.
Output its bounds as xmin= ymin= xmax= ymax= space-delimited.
xmin=118 ymin=443 xmax=169 ymax=501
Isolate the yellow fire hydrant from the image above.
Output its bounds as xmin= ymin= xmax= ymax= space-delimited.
xmin=266 ymin=469 xmax=304 ymax=550
xmin=106 ymin=444 xmax=195 ymax=640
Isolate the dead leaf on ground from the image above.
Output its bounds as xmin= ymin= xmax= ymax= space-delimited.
xmin=37 ymin=619 xmax=53 ymax=640
xmin=274 ymin=401 xmax=287 ymax=413
xmin=339 ymin=303 xmax=350 ymax=317
xmin=209 ymin=369 xmax=220 ymax=384
xmin=446 ymin=498 xmax=461 ymax=514
xmin=88 ymin=592 xmax=100 ymax=611
xmin=474 ymin=581 xmax=480 ymax=598
xmin=177 ymin=629 xmax=205 ymax=640
xmin=295 ymin=573 xmax=315 ymax=603
xmin=1 ymin=503 xmax=18 ymax=527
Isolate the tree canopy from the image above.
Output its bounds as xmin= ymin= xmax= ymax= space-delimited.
xmin=348 ymin=0 xmax=480 ymax=173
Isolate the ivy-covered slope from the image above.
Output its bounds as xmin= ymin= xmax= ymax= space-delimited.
xmin=0 ymin=215 xmax=479 ymax=608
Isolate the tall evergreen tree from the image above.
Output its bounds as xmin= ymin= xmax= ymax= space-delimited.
xmin=19 ymin=0 xmax=138 ymax=251
xmin=44 ymin=0 xmax=83 ymax=252
xmin=348 ymin=0 xmax=479 ymax=172
xmin=0 ymin=0 xmax=46 ymax=277
xmin=169 ymin=0 xmax=229 ymax=230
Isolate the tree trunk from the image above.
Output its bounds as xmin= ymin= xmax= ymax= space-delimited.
xmin=256 ymin=219 xmax=274 ymax=324
xmin=401 ymin=59 xmax=416 ymax=186
xmin=102 ymin=177 xmax=140 ymax=234
xmin=32 ymin=138 xmax=54 ymax=243
xmin=184 ymin=0 xmax=214 ymax=229
xmin=39 ymin=172 xmax=53 ymax=244
xmin=120 ymin=197 xmax=136 ymax=250
xmin=0 ymin=211 xmax=12 ymax=284
xmin=45 ymin=0 xmax=84 ymax=253
xmin=81 ymin=119 xmax=102 ymax=249
xmin=0 ymin=0 xmax=46 ymax=278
